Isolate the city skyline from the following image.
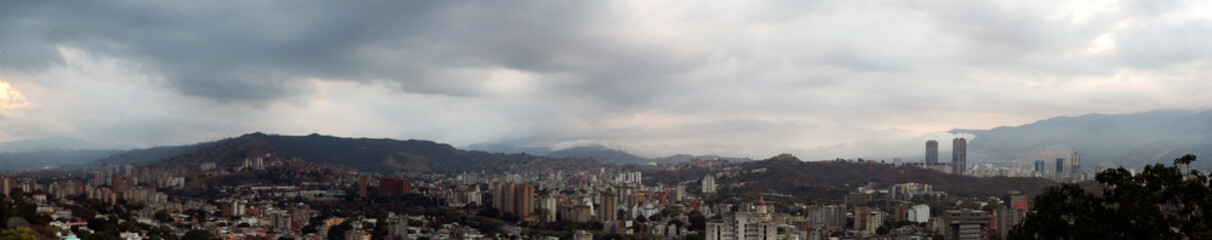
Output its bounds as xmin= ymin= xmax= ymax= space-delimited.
xmin=0 ymin=1 xmax=1207 ymax=239
xmin=3 ymin=1 xmax=1212 ymax=160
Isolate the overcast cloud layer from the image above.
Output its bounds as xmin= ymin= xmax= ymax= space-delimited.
xmin=1 ymin=0 xmax=1211 ymax=160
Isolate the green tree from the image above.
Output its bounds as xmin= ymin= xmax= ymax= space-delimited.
xmin=328 ymin=221 xmax=353 ymax=240
xmin=668 ymin=219 xmax=685 ymax=228
xmin=688 ymin=211 xmax=706 ymax=231
xmin=181 ymin=230 xmax=218 ymax=240
xmin=660 ymin=206 xmax=683 ymax=217
xmin=154 ymin=211 xmax=173 ymax=223
xmin=81 ymin=230 xmax=117 ymax=240
xmin=1011 ymin=154 xmax=1211 ymax=239
xmin=0 ymin=227 xmax=38 ymax=240
xmin=601 ymin=233 xmax=625 ymax=240
xmin=477 ymin=208 xmax=501 ymax=219
xmin=148 ymin=227 xmax=177 ymax=240
xmin=502 ymin=212 xmax=520 ymax=223
xmin=648 ymin=213 xmax=664 ymax=222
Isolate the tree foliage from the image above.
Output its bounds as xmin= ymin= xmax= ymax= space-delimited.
xmin=687 ymin=211 xmax=706 ymax=232
xmin=1011 ymin=154 xmax=1211 ymax=239
xmin=648 ymin=213 xmax=664 ymax=222
xmin=328 ymin=221 xmax=353 ymax=240
xmin=0 ymin=227 xmax=37 ymax=240
xmin=182 ymin=230 xmax=219 ymax=240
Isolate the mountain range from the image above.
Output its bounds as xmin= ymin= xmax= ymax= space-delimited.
xmin=0 ymin=149 xmax=125 ymax=170
xmin=0 ymin=109 xmax=1209 ymax=172
xmin=121 ymin=133 xmax=607 ymax=173
xmin=952 ymin=109 xmax=1212 ymax=170
xmin=0 ymin=136 xmax=133 ymax=153
xmin=0 ymin=136 xmax=132 ymax=170
xmin=466 ymin=144 xmax=751 ymax=165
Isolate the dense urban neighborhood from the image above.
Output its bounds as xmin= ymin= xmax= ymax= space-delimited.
xmin=0 ymin=133 xmax=1114 ymax=240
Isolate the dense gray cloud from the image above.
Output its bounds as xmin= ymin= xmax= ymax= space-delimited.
xmin=0 ymin=1 xmax=685 ymax=104
xmin=1 ymin=0 xmax=1211 ymax=160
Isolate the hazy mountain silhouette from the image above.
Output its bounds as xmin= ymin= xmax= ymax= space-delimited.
xmin=463 ymin=142 xmax=553 ymax=155
xmin=0 ymin=136 xmax=132 ymax=153
xmin=652 ymin=154 xmax=748 ymax=163
xmin=17 ymin=109 xmax=1209 ymax=172
xmin=544 ymin=145 xmax=649 ymax=164
xmin=90 ymin=141 xmax=219 ymax=167
xmin=0 ymin=136 xmax=135 ymax=170
xmin=952 ymin=109 xmax=1212 ymax=170
xmin=102 ymin=132 xmax=606 ymax=173
xmin=468 ymin=143 xmax=750 ymax=165
xmin=647 ymin=155 xmax=1059 ymax=199
xmin=0 ymin=149 xmax=125 ymax=170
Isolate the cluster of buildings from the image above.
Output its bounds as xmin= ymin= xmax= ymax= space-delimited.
xmin=1030 ymin=152 xmax=1083 ymax=181
xmin=913 ymin=139 xmax=965 ymax=175
xmin=0 ymin=156 xmax=382 ymax=240
xmin=1 ymin=146 xmax=1069 ymax=240
xmin=906 ymin=138 xmax=1087 ymax=181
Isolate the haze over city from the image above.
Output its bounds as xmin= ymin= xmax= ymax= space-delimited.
xmin=3 ymin=1 xmax=1212 ymax=160
xmin=5 ymin=2 xmax=1212 ymax=240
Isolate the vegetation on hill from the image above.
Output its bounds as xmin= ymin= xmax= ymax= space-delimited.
xmin=744 ymin=159 xmax=1057 ymax=199
xmin=650 ymin=156 xmax=1059 ymax=202
xmin=0 ymin=194 xmax=58 ymax=240
xmin=1011 ymin=154 xmax=1210 ymax=239
xmin=91 ymin=142 xmax=217 ymax=166
xmin=132 ymin=132 xmax=610 ymax=174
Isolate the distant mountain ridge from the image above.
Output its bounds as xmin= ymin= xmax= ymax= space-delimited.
xmin=112 ymin=133 xmax=608 ymax=173
xmin=466 ymin=143 xmax=750 ymax=165
xmin=0 ymin=136 xmax=133 ymax=153
xmin=6 ymin=109 xmax=1206 ymax=172
xmin=0 ymin=149 xmax=125 ymax=170
xmin=545 ymin=145 xmax=650 ymax=164
xmin=952 ymin=109 xmax=1212 ymax=170
xmin=0 ymin=136 xmax=135 ymax=170
xmin=90 ymin=141 xmax=218 ymax=167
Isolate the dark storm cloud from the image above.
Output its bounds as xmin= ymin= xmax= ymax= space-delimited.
xmin=0 ymin=1 xmax=700 ymax=106
xmin=2 ymin=1 xmax=462 ymax=100
xmin=2 ymin=0 xmax=1212 ymax=158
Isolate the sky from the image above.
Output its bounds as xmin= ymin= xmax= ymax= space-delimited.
xmin=1 ymin=0 xmax=1211 ymax=160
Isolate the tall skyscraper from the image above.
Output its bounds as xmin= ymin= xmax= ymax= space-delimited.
xmin=357 ymin=177 xmax=368 ymax=198
xmin=952 ymin=138 xmax=967 ymax=175
xmin=1034 ymin=160 xmax=1046 ymax=176
xmin=516 ymin=183 xmax=535 ymax=218
xmin=540 ymin=197 xmax=557 ymax=222
xmin=702 ymin=175 xmax=717 ymax=194
xmin=1055 ymin=158 xmax=1065 ymax=175
xmin=491 ymin=183 xmax=504 ymax=211
xmin=926 ymin=140 xmax=939 ymax=165
xmin=503 ymin=182 xmax=517 ymax=214
xmin=1070 ymin=152 xmax=1081 ymax=178
xmin=598 ymin=191 xmax=618 ymax=222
